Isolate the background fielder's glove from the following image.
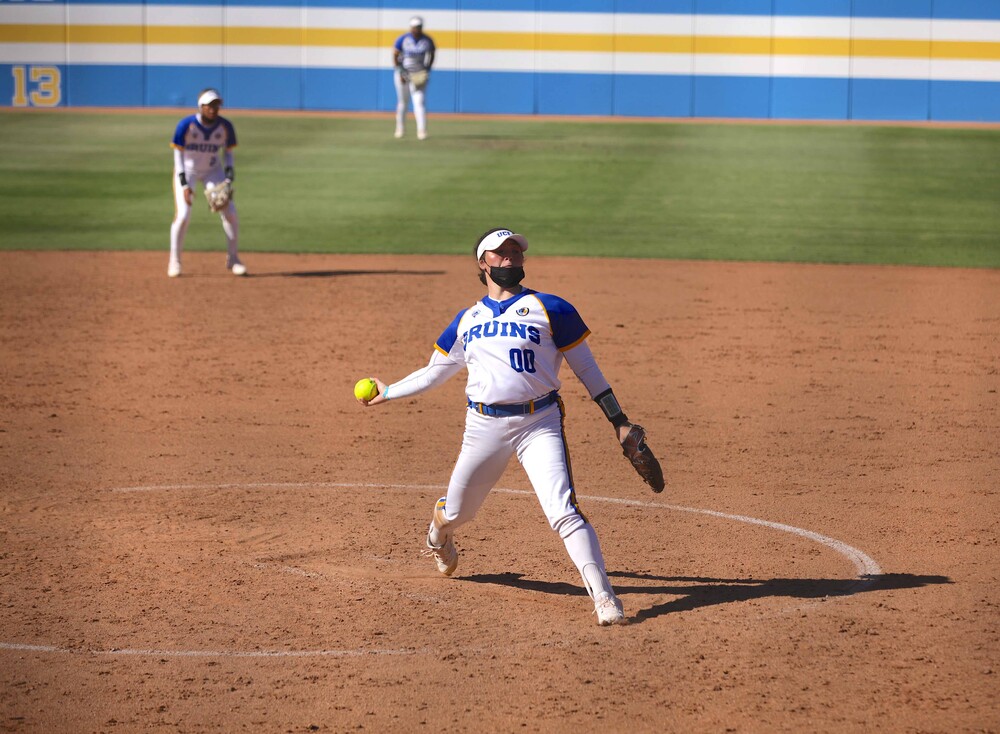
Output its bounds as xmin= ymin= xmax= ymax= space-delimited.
xmin=409 ymin=69 xmax=429 ymax=88
xmin=204 ymin=180 xmax=233 ymax=212
xmin=621 ymin=424 xmax=665 ymax=493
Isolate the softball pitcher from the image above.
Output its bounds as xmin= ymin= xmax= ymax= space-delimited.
xmin=168 ymin=88 xmax=246 ymax=278
xmin=359 ymin=228 xmax=665 ymax=625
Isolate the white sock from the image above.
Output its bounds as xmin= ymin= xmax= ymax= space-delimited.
xmin=562 ymin=524 xmax=614 ymax=598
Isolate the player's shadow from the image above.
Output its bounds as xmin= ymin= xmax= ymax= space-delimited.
xmin=461 ymin=572 xmax=951 ymax=625
xmin=250 ymin=269 xmax=446 ymax=279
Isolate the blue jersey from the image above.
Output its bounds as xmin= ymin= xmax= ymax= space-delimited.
xmin=171 ymin=114 xmax=237 ymax=177
xmin=394 ymin=32 xmax=435 ymax=73
xmin=434 ymin=289 xmax=590 ymax=405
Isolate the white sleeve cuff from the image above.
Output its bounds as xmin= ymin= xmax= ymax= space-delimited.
xmin=386 ymin=350 xmax=463 ymax=400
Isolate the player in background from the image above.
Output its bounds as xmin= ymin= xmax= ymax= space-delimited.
xmin=168 ymin=88 xmax=246 ymax=278
xmin=358 ymin=228 xmax=652 ymax=626
xmin=392 ymin=16 xmax=435 ymax=140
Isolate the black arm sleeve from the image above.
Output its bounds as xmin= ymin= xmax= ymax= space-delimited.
xmin=594 ymin=388 xmax=629 ymax=428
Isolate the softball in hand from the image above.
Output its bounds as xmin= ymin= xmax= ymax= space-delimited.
xmin=354 ymin=378 xmax=379 ymax=402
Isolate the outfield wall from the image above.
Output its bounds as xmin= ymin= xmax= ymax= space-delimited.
xmin=2 ymin=0 xmax=999 ymax=122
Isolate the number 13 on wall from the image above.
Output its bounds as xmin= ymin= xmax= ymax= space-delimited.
xmin=11 ymin=65 xmax=62 ymax=107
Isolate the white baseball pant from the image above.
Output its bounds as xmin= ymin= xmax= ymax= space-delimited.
xmin=394 ymin=70 xmax=427 ymax=138
xmin=170 ymin=169 xmax=239 ymax=266
xmin=433 ymin=399 xmax=616 ymax=599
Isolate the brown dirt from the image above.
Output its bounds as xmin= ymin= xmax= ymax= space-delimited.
xmin=1 ymin=251 xmax=997 ymax=733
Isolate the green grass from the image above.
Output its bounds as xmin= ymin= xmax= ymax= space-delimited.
xmin=1 ymin=111 xmax=998 ymax=267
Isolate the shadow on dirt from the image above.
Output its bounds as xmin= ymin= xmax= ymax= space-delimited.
xmin=462 ymin=572 xmax=951 ymax=624
xmin=248 ymin=269 xmax=446 ymax=278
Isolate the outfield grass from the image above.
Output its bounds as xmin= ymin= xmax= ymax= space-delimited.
xmin=1 ymin=111 xmax=997 ymax=267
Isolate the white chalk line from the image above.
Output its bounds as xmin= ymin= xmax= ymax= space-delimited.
xmin=111 ymin=481 xmax=883 ymax=578
xmin=2 ymin=481 xmax=883 ymax=659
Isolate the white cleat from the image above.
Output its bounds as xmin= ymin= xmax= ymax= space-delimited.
xmin=594 ymin=592 xmax=627 ymax=626
xmin=394 ymin=128 xmax=404 ymax=139
xmin=417 ymin=130 xmax=427 ymax=140
xmin=167 ymin=261 xmax=181 ymax=278
xmin=229 ymin=261 xmax=247 ymax=276
xmin=422 ymin=497 xmax=457 ymax=576
xmin=425 ymin=535 xmax=458 ymax=576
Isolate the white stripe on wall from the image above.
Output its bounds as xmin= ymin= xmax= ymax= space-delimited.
xmin=852 ymin=56 xmax=931 ymax=80
xmin=695 ymin=53 xmax=772 ymax=76
xmin=66 ymin=4 xmax=140 ymax=25
xmin=931 ymin=59 xmax=1000 ymax=82
xmin=0 ymin=43 xmax=66 ymax=64
xmin=66 ymin=43 xmax=143 ymax=64
xmin=695 ymin=15 xmax=773 ymax=37
xmin=772 ymin=16 xmax=851 ymax=38
xmin=852 ymin=18 xmax=930 ymax=41
xmin=146 ymin=6 xmax=224 ymax=26
xmin=932 ymin=19 xmax=1000 ymax=42
xmin=0 ymin=5 xmax=65 ymax=23
xmin=147 ymin=44 xmax=223 ymax=65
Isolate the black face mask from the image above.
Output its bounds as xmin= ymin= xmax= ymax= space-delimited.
xmin=488 ymin=265 xmax=525 ymax=289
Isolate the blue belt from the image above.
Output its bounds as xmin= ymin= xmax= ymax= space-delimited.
xmin=468 ymin=391 xmax=559 ymax=417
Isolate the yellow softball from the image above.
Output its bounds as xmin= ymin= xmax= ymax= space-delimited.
xmin=354 ymin=377 xmax=379 ymax=401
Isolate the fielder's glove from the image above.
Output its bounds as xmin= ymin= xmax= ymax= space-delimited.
xmin=409 ymin=69 xmax=429 ymax=88
xmin=621 ymin=424 xmax=665 ymax=493
xmin=204 ymin=179 xmax=233 ymax=212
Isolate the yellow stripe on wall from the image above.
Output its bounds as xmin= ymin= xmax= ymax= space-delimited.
xmin=2 ymin=23 xmax=999 ymax=61
xmin=696 ymin=35 xmax=772 ymax=55
xmin=773 ymin=37 xmax=852 ymax=57
xmin=0 ymin=24 xmax=65 ymax=43
xmin=66 ymin=24 xmax=143 ymax=44
xmin=616 ymin=35 xmax=695 ymax=54
xmin=226 ymin=26 xmax=302 ymax=45
xmin=852 ymin=39 xmax=930 ymax=58
xmin=147 ymin=26 xmax=222 ymax=44
xmin=307 ymin=28 xmax=381 ymax=47
xmin=932 ymin=40 xmax=1000 ymax=60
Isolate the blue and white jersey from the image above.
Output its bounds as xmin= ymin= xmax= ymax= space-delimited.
xmin=394 ymin=32 xmax=435 ymax=73
xmin=435 ymin=289 xmax=590 ymax=406
xmin=171 ymin=114 xmax=237 ymax=177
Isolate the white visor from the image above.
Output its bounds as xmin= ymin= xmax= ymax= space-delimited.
xmin=476 ymin=230 xmax=529 ymax=260
xmin=410 ymin=16 xmax=423 ymax=27
xmin=198 ymin=90 xmax=221 ymax=106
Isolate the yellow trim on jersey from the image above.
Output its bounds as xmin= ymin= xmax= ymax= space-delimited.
xmin=534 ymin=295 xmax=591 ymax=352
xmin=434 ymin=343 xmax=449 ymax=357
xmin=559 ymin=329 xmax=591 ymax=353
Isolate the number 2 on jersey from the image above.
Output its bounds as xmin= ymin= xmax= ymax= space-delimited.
xmin=509 ymin=348 xmax=536 ymax=373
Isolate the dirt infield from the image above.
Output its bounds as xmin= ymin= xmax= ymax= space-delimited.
xmin=1 ymin=251 xmax=997 ymax=732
